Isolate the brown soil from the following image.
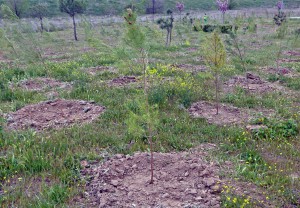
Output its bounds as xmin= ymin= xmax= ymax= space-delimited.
xmin=74 ymin=144 xmax=222 ymax=208
xmin=171 ymin=64 xmax=207 ymax=73
xmin=12 ymin=78 xmax=72 ymax=92
xmin=222 ymin=180 xmax=275 ymax=207
xmin=263 ymin=67 xmax=299 ymax=78
xmin=279 ymin=58 xmax=300 ymax=63
xmin=223 ymin=72 xmax=278 ymax=94
xmin=108 ymin=76 xmax=137 ymax=87
xmin=188 ymin=101 xmax=273 ymax=126
xmin=86 ymin=66 xmax=117 ymax=76
xmin=283 ymin=50 xmax=300 ymax=57
xmin=189 ymin=101 xmax=248 ymax=125
xmin=6 ymin=99 xmax=105 ymax=131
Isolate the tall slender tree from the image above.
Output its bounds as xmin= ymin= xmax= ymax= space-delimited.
xmin=59 ymin=0 xmax=87 ymax=41
xmin=30 ymin=3 xmax=49 ymax=33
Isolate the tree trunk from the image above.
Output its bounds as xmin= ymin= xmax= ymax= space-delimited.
xmin=169 ymin=28 xmax=172 ymax=45
xmin=40 ymin=17 xmax=44 ymax=33
xmin=166 ymin=30 xmax=169 ymax=46
xmin=152 ymin=0 xmax=155 ymax=22
xmin=141 ymin=49 xmax=154 ymax=184
xmin=215 ymin=74 xmax=219 ymax=115
xmin=222 ymin=12 xmax=225 ymax=24
xmin=72 ymin=15 xmax=78 ymax=41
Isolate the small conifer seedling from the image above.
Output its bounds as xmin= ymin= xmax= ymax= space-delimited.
xmin=202 ymin=31 xmax=226 ymax=115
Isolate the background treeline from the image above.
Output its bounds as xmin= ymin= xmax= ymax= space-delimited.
xmin=0 ymin=0 xmax=300 ymax=18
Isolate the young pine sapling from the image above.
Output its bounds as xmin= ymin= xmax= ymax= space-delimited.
xmin=156 ymin=9 xmax=174 ymax=46
xmin=202 ymin=31 xmax=226 ymax=115
xmin=124 ymin=8 xmax=158 ymax=184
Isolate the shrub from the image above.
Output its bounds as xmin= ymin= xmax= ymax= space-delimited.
xmin=193 ymin=24 xmax=237 ymax=33
xmin=251 ymin=118 xmax=298 ymax=140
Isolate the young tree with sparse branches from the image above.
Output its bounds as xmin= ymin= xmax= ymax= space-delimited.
xmin=202 ymin=31 xmax=226 ymax=115
xmin=156 ymin=9 xmax=174 ymax=46
xmin=59 ymin=0 xmax=87 ymax=41
xmin=6 ymin=0 xmax=28 ymax=18
xmin=29 ymin=3 xmax=49 ymax=33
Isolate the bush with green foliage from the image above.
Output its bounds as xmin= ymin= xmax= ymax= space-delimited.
xmin=251 ymin=117 xmax=298 ymax=140
xmin=194 ymin=24 xmax=237 ymax=34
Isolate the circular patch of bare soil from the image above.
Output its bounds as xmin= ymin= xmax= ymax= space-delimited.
xmin=108 ymin=76 xmax=137 ymax=87
xmin=189 ymin=101 xmax=248 ymax=126
xmin=283 ymin=50 xmax=300 ymax=57
xmin=6 ymin=99 xmax=105 ymax=131
xmin=75 ymin=145 xmax=222 ymax=207
xmin=188 ymin=101 xmax=273 ymax=126
xmin=86 ymin=66 xmax=117 ymax=76
xmin=224 ymin=72 xmax=278 ymax=94
xmin=171 ymin=64 xmax=207 ymax=73
xmin=12 ymin=78 xmax=72 ymax=92
xmin=263 ymin=67 xmax=299 ymax=78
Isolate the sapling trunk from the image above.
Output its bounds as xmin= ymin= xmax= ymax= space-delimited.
xmin=166 ymin=30 xmax=169 ymax=46
xmin=276 ymin=41 xmax=283 ymax=71
xmin=141 ymin=49 xmax=154 ymax=184
xmin=152 ymin=0 xmax=155 ymax=22
xmin=169 ymin=28 xmax=172 ymax=45
xmin=40 ymin=17 xmax=44 ymax=33
xmin=72 ymin=15 xmax=78 ymax=41
xmin=215 ymin=73 xmax=219 ymax=115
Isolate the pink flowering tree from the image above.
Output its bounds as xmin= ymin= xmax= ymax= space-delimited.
xmin=276 ymin=1 xmax=284 ymax=14
xmin=176 ymin=2 xmax=184 ymax=20
xmin=216 ymin=0 xmax=229 ymax=24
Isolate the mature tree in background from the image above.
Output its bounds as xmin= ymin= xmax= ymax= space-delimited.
xmin=59 ymin=0 xmax=87 ymax=41
xmin=6 ymin=0 xmax=29 ymax=18
xmin=30 ymin=3 xmax=49 ymax=33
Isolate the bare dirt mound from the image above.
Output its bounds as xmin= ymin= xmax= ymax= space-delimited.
xmin=171 ymin=64 xmax=207 ymax=73
xmin=189 ymin=101 xmax=248 ymax=126
xmin=75 ymin=145 xmax=221 ymax=208
xmin=108 ymin=76 xmax=137 ymax=87
xmin=283 ymin=50 xmax=300 ymax=57
xmin=224 ymin=72 xmax=277 ymax=94
xmin=12 ymin=78 xmax=72 ymax=92
xmin=86 ymin=66 xmax=117 ymax=76
xmin=263 ymin=67 xmax=299 ymax=78
xmin=6 ymin=99 xmax=105 ymax=131
xmin=188 ymin=101 xmax=273 ymax=126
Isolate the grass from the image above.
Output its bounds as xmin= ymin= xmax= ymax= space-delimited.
xmin=0 ymin=11 xmax=299 ymax=207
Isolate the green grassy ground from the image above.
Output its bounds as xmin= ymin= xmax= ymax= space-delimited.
xmin=0 ymin=13 xmax=300 ymax=207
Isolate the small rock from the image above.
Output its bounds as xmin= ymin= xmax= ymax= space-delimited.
xmin=195 ymin=197 xmax=203 ymax=201
xmin=132 ymin=164 xmax=137 ymax=169
xmin=128 ymin=192 xmax=133 ymax=197
xmin=162 ymin=193 xmax=169 ymax=198
xmin=111 ymin=180 xmax=119 ymax=187
xmin=83 ymin=107 xmax=92 ymax=113
xmin=210 ymin=185 xmax=221 ymax=193
xmin=205 ymin=178 xmax=216 ymax=187
xmin=79 ymin=101 xmax=87 ymax=105
xmin=210 ymin=198 xmax=218 ymax=206
xmin=115 ymin=154 xmax=123 ymax=159
xmin=184 ymin=172 xmax=189 ymax=177
xmin=189 ymin=189 xmax=197 ymax=195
